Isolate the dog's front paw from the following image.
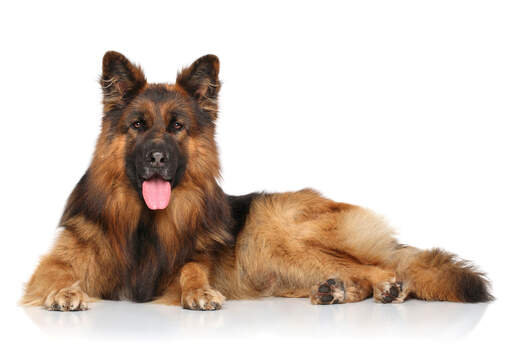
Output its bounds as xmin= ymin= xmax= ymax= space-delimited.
xmin=181 ymin=287 xmax=225 ymax=311
xmin=44 ymin=283 xmax=90 ymax=311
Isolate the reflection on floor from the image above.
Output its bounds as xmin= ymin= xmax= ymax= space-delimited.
xmin=24 ymin=297 xmax=488 ymax=343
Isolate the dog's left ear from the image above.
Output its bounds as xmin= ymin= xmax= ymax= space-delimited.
xmin=176 ymin=55 xmax=220 ymax=120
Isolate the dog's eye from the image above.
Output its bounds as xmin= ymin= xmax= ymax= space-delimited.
xmin=131 ymin=120 xmax=145 ymax=130
xmin=173 ymin=122 xmax=183 ymax=131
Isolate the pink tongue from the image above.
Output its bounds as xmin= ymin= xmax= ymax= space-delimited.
xmin=142 ymin=178 xmax=171 ymax=210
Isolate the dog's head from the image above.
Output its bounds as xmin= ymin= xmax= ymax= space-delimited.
xmin=98 ymin=51 xmax=221 ymax=210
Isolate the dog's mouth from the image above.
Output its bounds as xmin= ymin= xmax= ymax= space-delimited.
xmin=141 ymin=176 xmax=172 ymax=210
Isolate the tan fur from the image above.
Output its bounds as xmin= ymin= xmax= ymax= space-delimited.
xmin=210 ymin=189 xmax=491 ymax=304
xmin=22 ymin=52 xmax=492 ymax=311
xmin=177 ymin=262 xmax=225 ymax=310
xmin=24 ymin=187 xmax=488 ymax=308
xmin=212 ymin=190 xmax=396 ymax=300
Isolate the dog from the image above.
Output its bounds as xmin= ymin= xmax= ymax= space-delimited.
xmin=22 ymin=52 xmax=493 ymax=311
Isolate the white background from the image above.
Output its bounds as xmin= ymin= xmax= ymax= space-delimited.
xmin=1 ymin=1 xmax=511 ymax=343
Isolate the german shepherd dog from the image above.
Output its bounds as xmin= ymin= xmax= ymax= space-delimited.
xmin=22 ymin=52 xmax=493 ymax=311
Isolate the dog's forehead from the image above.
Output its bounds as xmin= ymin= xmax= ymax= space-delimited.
xmin=140 ymin=84 xmax=174 ymax=101
xmin=135 ymin=84 xmax=190 ymax=113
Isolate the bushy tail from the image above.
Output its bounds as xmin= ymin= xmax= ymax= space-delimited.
xmin=393 ymin=247 xmax=494 ymax=302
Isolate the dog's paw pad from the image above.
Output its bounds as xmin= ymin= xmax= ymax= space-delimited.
xmin=374 ymin=281 xmax=407 ymax=304
xmin=310 ymin=278 xmax=345 ymax=305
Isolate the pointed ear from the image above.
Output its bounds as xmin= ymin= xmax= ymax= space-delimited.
xmin=176 ymin=55 xmax=221 ymax=119
xmin=100 ymin=51 xmax=146 ymax=111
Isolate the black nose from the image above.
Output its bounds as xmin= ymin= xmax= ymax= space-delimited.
xmin=150 ymin=151 xmax=166 ymax=167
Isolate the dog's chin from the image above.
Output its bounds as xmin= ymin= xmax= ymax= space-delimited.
xmin=140 ymin=176 xmax=172 ymax=210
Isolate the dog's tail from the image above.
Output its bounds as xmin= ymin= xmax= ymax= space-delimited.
xmin=390 ymin=246 xmax=494 ymax=302
xmin=338 ymin=206 xmax=494 ymax=302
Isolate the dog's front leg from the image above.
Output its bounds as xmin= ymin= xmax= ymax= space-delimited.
xmin=178 ymin=261 xmax=225 ymax=311
xmin=22 ymin=254 xmax=90 ymax=311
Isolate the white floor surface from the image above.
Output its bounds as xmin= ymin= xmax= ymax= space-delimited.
xmin=11 ymin=297 xmax=505 ymax=344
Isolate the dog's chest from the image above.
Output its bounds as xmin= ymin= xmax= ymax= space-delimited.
xmin=123 ymin=219 xmax=170 ymax=302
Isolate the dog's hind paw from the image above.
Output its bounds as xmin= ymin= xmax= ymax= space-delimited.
xmin=310 ymin=278 xmax=345 ymax=305
xmin=373 ymin=280 xmax=408 ymax=304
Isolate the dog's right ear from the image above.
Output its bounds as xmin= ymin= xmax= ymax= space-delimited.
xmin=100 ymin=51 xmax=146 ymax=111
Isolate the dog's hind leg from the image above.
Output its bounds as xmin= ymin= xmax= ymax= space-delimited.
xmin=228 ymin=190 xmax=402 ymax=303
xmin=310 ymin=277 xmax=372 ymax=305
xmin=327 ymin=204 xmax=492 ymax=303
xmin=272 ymin=253 xmax=400 ymax=305
xmin=306 ymin=259 xmax=403 ymax=305
xmin=228 ymin=189 xmax=492 ymax=303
